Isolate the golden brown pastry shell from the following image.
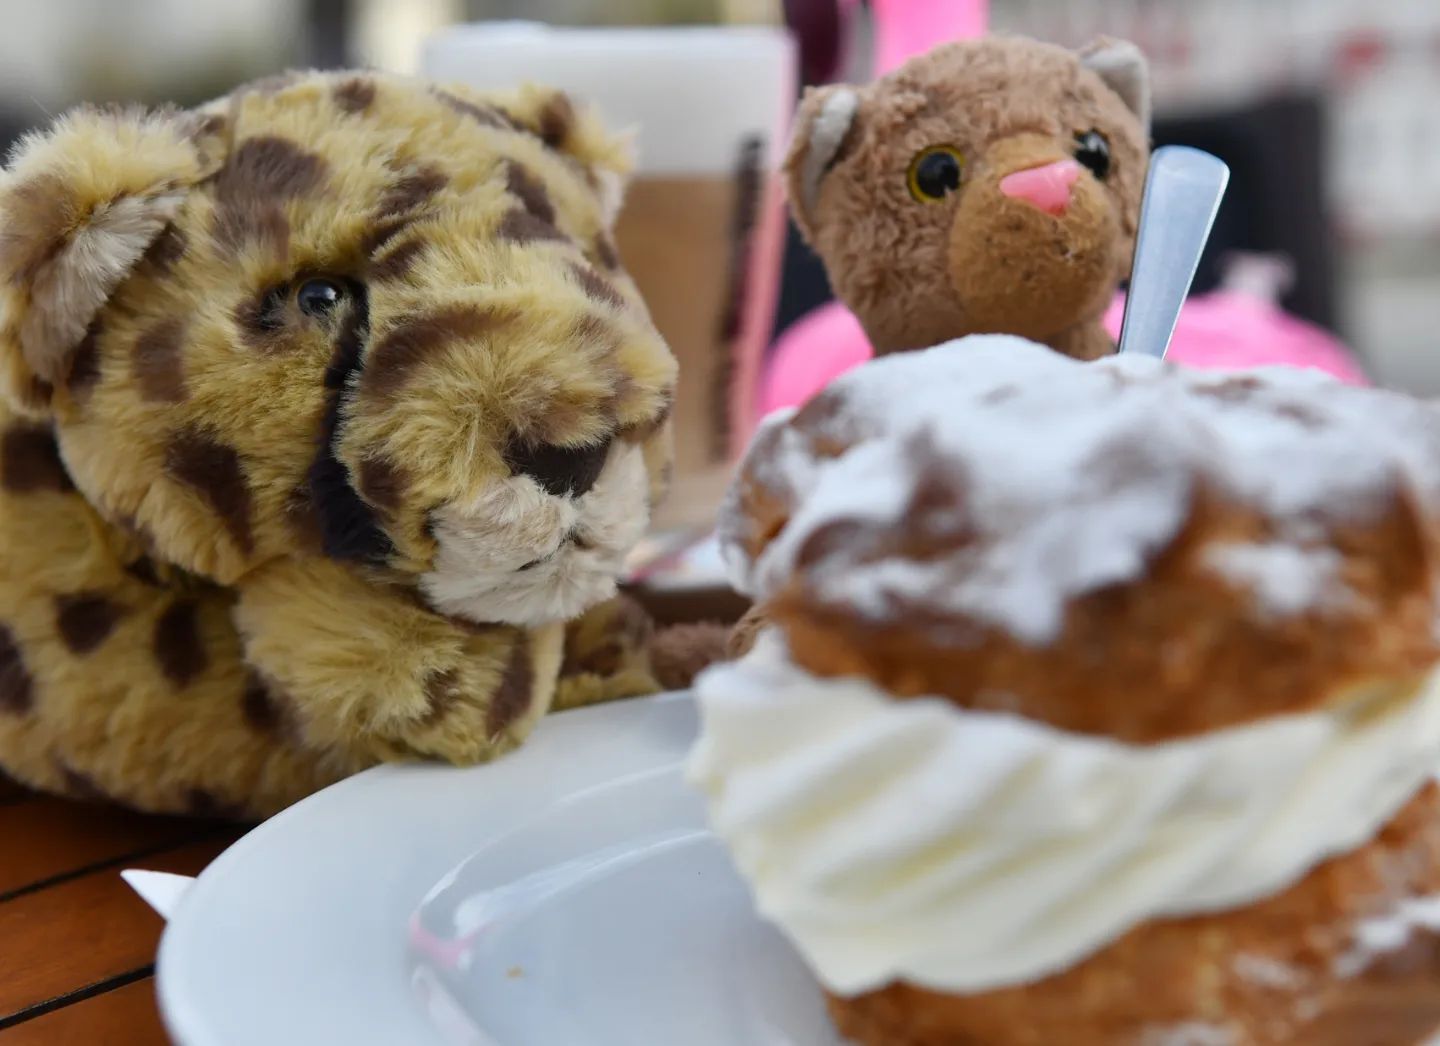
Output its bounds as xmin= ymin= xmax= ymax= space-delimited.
xmin=768 ymin=485 xmax=1439 ymax=744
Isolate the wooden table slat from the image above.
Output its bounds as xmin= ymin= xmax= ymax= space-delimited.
xmin=0 ymin=837 xmax=235 ymax=1021
xmin=1 ymin=976 xmax=167 ymax=1046
xmin=0 ymin=797 xmax=223 ymax=897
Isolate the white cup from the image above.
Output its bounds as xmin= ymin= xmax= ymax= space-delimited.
xmin=422 ymin=22 xmax=797 ymax=537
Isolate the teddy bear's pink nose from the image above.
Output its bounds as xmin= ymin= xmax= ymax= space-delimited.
xmin=998 ymin=159 xmax=1082 ymax=216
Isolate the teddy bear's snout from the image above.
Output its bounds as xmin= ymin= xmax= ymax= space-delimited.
xmin=998 ymin=158 xmax=1082 ymax=216
xmin=944 ymin=133 xmax=1125 ymax=343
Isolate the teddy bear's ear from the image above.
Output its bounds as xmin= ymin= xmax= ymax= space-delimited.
xmin=783 ymin=83 xmax=863 ymax=241
xmin=0 ymin=104 xmax=225 ymax=415
xmin=1077 ymin=37 xmax=1151 ymax=133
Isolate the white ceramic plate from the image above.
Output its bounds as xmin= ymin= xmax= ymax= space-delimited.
xmin=156 ymin=691 xmax=844 ymax=1046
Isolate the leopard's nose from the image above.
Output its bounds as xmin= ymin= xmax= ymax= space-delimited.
xmin=504 ymin=434 xmax=613 ymax=498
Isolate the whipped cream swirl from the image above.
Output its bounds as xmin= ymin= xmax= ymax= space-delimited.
xmin=687 ymin=631 xmax=1440 ymax=996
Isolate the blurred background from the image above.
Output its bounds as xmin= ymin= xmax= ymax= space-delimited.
xmin=0 ymin=0 xmax=1435 ymax=393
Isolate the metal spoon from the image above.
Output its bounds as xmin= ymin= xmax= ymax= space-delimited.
xmin=1116 ymin=145 xmax=1231 ymax=359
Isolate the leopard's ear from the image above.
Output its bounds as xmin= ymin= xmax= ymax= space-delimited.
xmin=447 ymin=83 xmax=635 ymax=229
xmin=0 ymin=104 xmax=226 ymax=415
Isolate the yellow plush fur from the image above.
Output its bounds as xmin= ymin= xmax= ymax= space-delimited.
xmin=0 ymin=71 xmax=682 ymax=817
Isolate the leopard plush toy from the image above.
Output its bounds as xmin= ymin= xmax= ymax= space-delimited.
xmin=0 ymin=70 xmax=696 ymax=818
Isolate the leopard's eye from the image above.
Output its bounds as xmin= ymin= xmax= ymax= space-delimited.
xmin=296 ymin=278 xmax=345 ymax=318
xmin=906 ymin=146 xmax=964 ymax=202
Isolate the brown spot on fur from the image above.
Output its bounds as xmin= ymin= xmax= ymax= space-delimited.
xmin=594 ymin=233 xmax=620 ymax=270
xmin=154 ymin=599 xmax=206 ymax=688
xmin=537 ymin=92 xmax=575 ymax=149
xmin=233 ymin=286 xmax=285 ymax=349
xmin=420 ymin=667 xmax=462 ymax=728
xmin=377 ymin=166 xmax=448 ymax=219
xmin=496 ymin=208 xmax=567 ymax=245
xmin=361 ymin=215 xmax=416 ymax=257
xmin=364 ymin=306 xmax=513 ymax=402
xmin=333 ymin=77 xmax=376 ymax=114
xmin=124 ymin=556 xmax=163 ymax=587
xmin=242 ymin=670 xmax=300 ymax=742
xmin=164 ymin=429 xmax=254 ymax=555
xmin=561 ymin=596 xmax=652 ymax=678
xmin=187 ymin=113 xmax=226 ymax=141
xmin=566 ymin=261 xmax=625 ymax=309
xmin=0 ymin=625 xmax=33 ymax=714
xmin=139 ymin=224 xmax=187 ymax=275
xmin=357 ymin=456 xmax=408 ymax=512
xmin=56 ymin=761 xmax=107 ymax=802
xmin=25 ymin=377 xmax=54 ymax=412
xmin=370 ymin=239 xmax=427 ymax=282
xmin=1 ymin=424 xmax=73 ymax=493
xmin=487 ymin=639 xmax=534 ymax=738
xmin=284 ymin=485 xmax=324 ymax=554
xmin=434 ymin=89 xmax=520 ymax=131
xmin=55 ymin=593 xmax=123 ymax=654
xmin=0 ymin=173 xmax=73 ymax=287
xmin=213 ymin=201 xmax=290 ymax=259
xmin=571 ymin=313 xmax=617 ymax=352
xmin=132 ymin=317 xmax=188 ymax=401
xmin=504 ymin=161 xmax=555 ymax=224
xmin=185 ymin=788 xmax=249 ymax=821
xmin=213 ymin=136 xmax=328 ymax=255
xmin=65 ymin=319 xmax=103 ymax=396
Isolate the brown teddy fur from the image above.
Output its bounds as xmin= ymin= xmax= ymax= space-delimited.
xmin=0 ymin=70 xmax=725 ymax=819
xmin=784 ymin=34 xmax=1151 ymax=360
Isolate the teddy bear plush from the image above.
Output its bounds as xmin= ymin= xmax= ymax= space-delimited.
xmin=0 ymin=70 xmax=716 ymax=818
xmin=784 ymin=33 xmax=1151 ymax=361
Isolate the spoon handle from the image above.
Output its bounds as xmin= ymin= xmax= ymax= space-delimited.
xmin=1116 ymin=145 xmax=1231 ymax=359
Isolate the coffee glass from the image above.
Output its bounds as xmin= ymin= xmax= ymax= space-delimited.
xmin=422 ymin=22 xmax=797 ymax=540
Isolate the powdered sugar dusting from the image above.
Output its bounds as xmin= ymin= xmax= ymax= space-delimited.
xmin=1334 ymin=895 xmax=1440 ymax=978
xmin=721 ymin=335 xmax=1440 ymax=644
xmin=1204 ymin=542 xmax=1349 ymax=617
xmin=1138 ymin=1021 xmax=1237 ymax=1046
xmin=1231 ymin=952 xmax=1306 ymax=990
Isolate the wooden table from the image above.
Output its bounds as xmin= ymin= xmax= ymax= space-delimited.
xmin=0 ymin=772 xmax=246 ymax=1045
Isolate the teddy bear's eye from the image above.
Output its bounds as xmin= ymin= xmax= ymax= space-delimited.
xmin=1073 ymin=130 xmax=1111 ymax=180
xmin=296 ymin=278 xmax=346 ymax=318
xmin=906 ymin=146 xmax=963 ymax=202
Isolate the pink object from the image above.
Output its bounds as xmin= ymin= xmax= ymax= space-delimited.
xmin=1101 ymin=291 xmax=1370 ymax=385
xmin=759 ymin=303 xmax=873 ymax=416
xmin=870 ymin=0 xmax=988 ymax=76
xmin=998 ymin=159 xmax=1081 ymax=216
xmin=759 ymin=289 xmax=1369 ymax=424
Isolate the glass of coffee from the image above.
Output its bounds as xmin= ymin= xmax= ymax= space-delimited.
xmin=422 ymin=22 xmax=797 ymax=549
